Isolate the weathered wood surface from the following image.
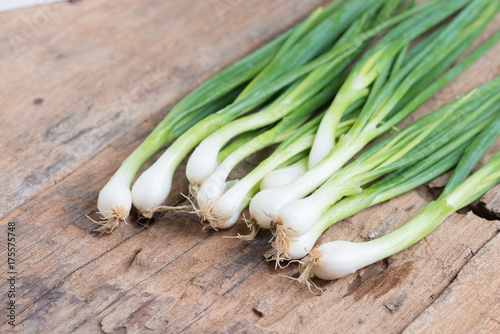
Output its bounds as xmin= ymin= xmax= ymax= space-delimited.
xmin=0 ymin=0 xmax=499 ymax=333
xmin=403 ymin=232 xmax=500 ymax=334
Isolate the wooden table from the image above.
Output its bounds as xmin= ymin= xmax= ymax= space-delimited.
xmin=1 ymin=1 xmax=500 ymax=333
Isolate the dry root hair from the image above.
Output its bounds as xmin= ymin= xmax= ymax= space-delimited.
xmin=291 ymin=248 xmax=326 ymax=295
xmin=224 ymin=215 xmax=260 ymax=240
xmin=265 ymin=216 xmax=295 ymax=268
xmin=188 ymin=182 xmax=200 ymax=199
xmin=185 ymin=192 xmax=226 ymax=231
xmin=88 ymin=206 xmax=129 ymax=234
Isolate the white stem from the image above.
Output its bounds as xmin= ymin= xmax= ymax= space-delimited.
xmin=308 ymin=93 xmax=352 ymax=169
xmin=131 ymin=155 xmax=177 ymax=216
xmin=210 ymin=179 xmax=254 ymax=228
xmin=249 ymin=187 xmax=289 ymax=229
xmin=279 ymin=166 xmax=363 ymax=236
xmin=287 ymin=229 xmax=320 ymax=259
xmin=278 ymin=197 xmax=323 ymax=236
xmin=97 ymin=174 xmax=132 ymax=220
xmin=260 ymin=159 xmax=307 ymax=190
xmin=186 ymin=137 xmax=223 ymax=186
xmin=308 ymin=70 xmax=375 ymax=169
xmin=196 ymin=167 xmax=230 ymax=208
xmin=216 ymin=209 xmax=242 ymax=229
xmin=312 ymin=241 xmax=378 ymax=280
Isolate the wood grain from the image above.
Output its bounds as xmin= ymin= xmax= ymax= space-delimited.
xmin=403 ymin=232 xmax=500 ymax=334
xmin=0 ymin=0 xmax=499 ymax=333
xmin=179 ymin=195 xmax=499 ymax=334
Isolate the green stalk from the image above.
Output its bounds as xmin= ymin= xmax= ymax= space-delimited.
xmin=117 ymin=21 xmax=297 ymax=181
xmin=239 ymin=0 xmax=386 ymax=99
xmin=307 ymin=0 xmax=455 ymax=167
xmin=347 ymin=0 xmax=476 ymax=137
xmin=117 ymin=88 xmax=242 ymax=180
xmin=375 ymin=0 xmax=500 ymax=133
xmin=203 ymin=7 xmax=383 ymax=167
xmin=441 ymin=117 xmax=500 ymax=198
xmin=362 ymin=150 xmax=500 ymax=261
xmin=178 ymin=0 xmax=465 ymax=124
xmin=313 ymin=114 xmax=498 ymax=239
xmin=353 ymin=87 xmax=500 ymax=185
xmin=201 ymin=70 xmax=346 ymax=151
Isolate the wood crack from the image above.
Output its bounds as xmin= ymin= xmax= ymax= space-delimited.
xmin=179 ymin=258 xmax=266 ymax=333
xmin=401 ymin=228 xmax=500 ymax=333
xmin=17 ymin=227 xmax=148 ymax=318
xmin=92 ymin=232 xmax=214 ymax=320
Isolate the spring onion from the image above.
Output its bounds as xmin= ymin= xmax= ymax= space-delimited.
xmin=269 ymin=72 xmax=500 ymax=262
xmin=249 ymin=0 xmax=498 ymax=231
xmin=92 ymin=9 xmax=302 ymax=232
xmin=276 ymin=105 xmax=500 ymax=262
xmin=130 ymin=0 xmax=455 ymax=219
xmin=297 ymin=116 xmax=500 ymax=292
xmin=130 ymin=0 xmax=396 ymax=218
xmin=95 ymin=0 xmax=362 ymax=229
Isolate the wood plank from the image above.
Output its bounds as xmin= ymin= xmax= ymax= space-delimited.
xmin=180 ymin=197 xmax=499 ymax=333
xmin=7 ymin=188 xmax=498 ymax=333
xmin=403 ymin=232 xmax=500 ymax=334
xmin=1 ymin=1 xmax=500 ymax=333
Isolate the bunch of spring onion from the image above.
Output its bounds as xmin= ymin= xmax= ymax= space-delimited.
xmin=190 ymin=1 xmax=407 ymax=229
xmin=93 ymin=0 xmax=384 ymax=231
xmin=130 ymin=0 xmax=414 ymax=219
xmin=296 ymin=114 xmax=500 ymax=293
xmin=129 ymin=0 xmax=455 ymax=221
xmin=268 ymin=29 xmax=500 ymax=261
xmin=92 ymin=16 xmax=293 ymax=232
xmin=249 ymin=0 xmax=499 ymax=236
xmin=270 ymin=73 xmax=500 ymax=263
xmin=193 ymin=0 xmax=484 ymax=233
xmin=198 ymin=109 xmax=362 ymax=232
xmin=192 ymin=85 xmax=345 ymax=229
